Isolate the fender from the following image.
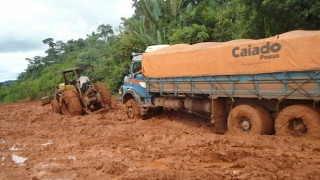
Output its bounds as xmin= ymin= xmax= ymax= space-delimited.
xmin=122 ymin=88 xmax=143 ymax=105
xmin=122 ymin=88 xmax=151 ymax=116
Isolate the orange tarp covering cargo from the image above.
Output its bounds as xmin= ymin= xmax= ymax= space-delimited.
xmin=142 ymin=30 xmax=320 ymax=78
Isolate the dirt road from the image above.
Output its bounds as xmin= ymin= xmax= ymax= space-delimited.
xmin=1 ymin=98 xmax=320 ymax=179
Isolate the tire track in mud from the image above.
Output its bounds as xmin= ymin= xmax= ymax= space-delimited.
xmin=0 ymin=99 xmax=320 ymax=179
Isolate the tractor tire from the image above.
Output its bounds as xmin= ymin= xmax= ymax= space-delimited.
xmin=94 ymin=82 xmax=112 ymax=107
xmin=51 ymin=99 xmax=61 ymax=114
xmin=60 ymin=90 xmax=83 ymax=116
xmin=126 ymin=99 xmax=141 ymax=119
xmin=275 ymin=105 xmax=320 ymax=139
xmin=227 ymin=104 xmax=273 ymax=135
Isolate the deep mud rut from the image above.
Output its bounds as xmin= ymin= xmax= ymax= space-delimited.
xmin=1 ymin=98 xmax=320 ymax=180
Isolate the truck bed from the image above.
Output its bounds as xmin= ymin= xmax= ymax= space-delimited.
xmin=143 ymin=31 xmax=320 ymax=78
xmin=146 ymin=71 xmax=320 ymax=101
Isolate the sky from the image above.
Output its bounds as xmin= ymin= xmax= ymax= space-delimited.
xmin=0 ymin=0 xmax=135 ymax=82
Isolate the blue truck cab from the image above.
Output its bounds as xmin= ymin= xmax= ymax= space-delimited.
xmin=118 ymin=54 xmax=153 ymax=118
xmin=119 ymin=45 xmax=169 ymax=118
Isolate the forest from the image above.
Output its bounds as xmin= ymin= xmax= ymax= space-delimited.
xmin=0 ymin=0 xmax=319 ymax=103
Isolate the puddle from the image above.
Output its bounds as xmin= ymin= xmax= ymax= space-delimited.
xmin=199 ymin=161 xmax=233 ymax=168
xmin=9 ymin=142 xmax=25 ymax=151
xmin=68 ymin=156 xmax=77 ymax=161
xmin=1 ymin=157 xmax=5 ymax=166
xmin=42 ymin=141 xmax=53 ymax=146
xmin=138 ymin=161 xmax=167 ymax=170
xmin=199 ymin=161 xmax=244 ymax=173
xmin=136 ymin=160 xmax=243 ymax=172
xmin=12 ymin=154 xmax=27 ymax=164
xmin=9 ymin=145 xmax=20 ymax=151
xmin=293 ymin=170 xmax=308 ymax=176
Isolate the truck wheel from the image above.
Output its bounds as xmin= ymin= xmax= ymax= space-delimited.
xmin=126 ymin=99 xmax=141 ymax=119
xmin=275 ymin=105 xmax=320 ymax=139
xmin=94 ymin=82 xmax=112 ymax=107
xmin=256 ymin=105 xmax=274 ymax=134
xmin=51 ymin=99 xmax=61 ymax=114
xmin=60 ymin=90 xmax=83 ymax=116
xmin=227 ymin=104 xmax=273 ymax=135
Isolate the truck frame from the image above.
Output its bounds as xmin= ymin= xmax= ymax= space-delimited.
xmin=119 ymin=31 xmax=320 ymax=139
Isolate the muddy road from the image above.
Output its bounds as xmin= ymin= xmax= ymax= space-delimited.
xmin=1 ymin=98 xmax=320 ymax=179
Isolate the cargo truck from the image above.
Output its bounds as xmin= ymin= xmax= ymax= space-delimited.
xmin=119 ymin=30 xmax=320 ymax=139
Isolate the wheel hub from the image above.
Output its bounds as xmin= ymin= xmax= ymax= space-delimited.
xmin=291 ymin=119 xmax=307 ymax=136
xmin=241 ymin=119 xmax=251 ymax=131
xmin=128 ymin=107 xmax=134 ymax=118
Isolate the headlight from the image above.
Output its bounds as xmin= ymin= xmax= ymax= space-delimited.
xmin=118 ymin=86 xmax=123 ymax=94
xmin=139 ymin=82 xmax=146 ymax=88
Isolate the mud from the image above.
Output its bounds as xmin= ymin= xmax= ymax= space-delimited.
xmin=1 ymin=98 xmax=320 ymax=179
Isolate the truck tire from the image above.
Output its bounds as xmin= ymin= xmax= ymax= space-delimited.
xmin=51 ymin=99 xmax=61 ymax=114
xmin=94 ymin=82 xmax=112 ymax=107
xmin=60 ymin=90 xmax=83 ymax=116
xmin=227 ymin=104 xmax=273 ymax=135
xmin=275 ymin=105 xmax=320 ymax=139
xmin=126 ymin=99 xmax=141 ymax=119
xmin=255 ymin=105 xmax=274 ymax=135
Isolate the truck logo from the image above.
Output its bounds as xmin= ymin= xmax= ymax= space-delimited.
xmin=232 ymin=42 xmax=282 ymax=60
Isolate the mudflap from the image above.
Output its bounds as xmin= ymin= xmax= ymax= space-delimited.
xmin=212 ymin=116 xmax=228 ymax=134
xmin=211 ymin=98 xmax=228 ymax=134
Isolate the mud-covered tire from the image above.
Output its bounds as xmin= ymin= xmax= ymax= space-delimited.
xmin=60 ymin=90 xmax=83 ymax=116
xmin=94 ymin=82 xmax=111 ymax=107
xmin=255 ymin=105 xmax=274 ymax=135
xmin=227 ymin=104 xmax=273 ymax=135
xmin=126 ymin=99 xmax=141 ymax=119
xmin=275 ymin=105 xmax=320 ymax=139
xmin=51 ymin=99 xmax=61 ymax=114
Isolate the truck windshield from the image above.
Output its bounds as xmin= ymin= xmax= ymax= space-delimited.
xmin=133 ymin=62 xmax=142 ymax=74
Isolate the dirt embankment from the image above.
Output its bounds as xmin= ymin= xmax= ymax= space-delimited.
xmin=1 ymin=98 xmax=320 ymax=179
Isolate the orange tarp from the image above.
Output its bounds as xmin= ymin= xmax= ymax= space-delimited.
xmin=142 ymin=30 xmax=320 ymax=78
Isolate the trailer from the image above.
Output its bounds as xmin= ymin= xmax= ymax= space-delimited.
xmin=119 ymin=30 xmax=320 ymax=139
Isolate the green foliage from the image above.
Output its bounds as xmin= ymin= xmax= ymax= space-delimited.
xmin=0 ymin=81 xmax=32 ymax=103
xmin=0 ymin=86 xmax=9 ymax=103
xmin=1 ymin=0 xmax=319 ymax=103
xmin=170 ymin=24 xmax=209 ymax=44
xmin=229 ymin=0 xmax=320 ymax=39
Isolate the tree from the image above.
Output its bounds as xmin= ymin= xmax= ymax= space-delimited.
xmin=121 ymin=0 xmax=203 ymax=52
xmin=170 ymin=24 xmax=209 ymax=44
xmin=3 ymin=0 xmax=320 ymax=104
xmin=97 ymin=24 xmax=114 ymax=41
xmin=229 ymin=0 xmax=320 ymax=39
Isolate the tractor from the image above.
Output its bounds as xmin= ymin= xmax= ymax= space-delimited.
xmin=42 ymin=65 xmax=111 ymax=115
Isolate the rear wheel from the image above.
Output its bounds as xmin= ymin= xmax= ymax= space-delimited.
xmin=126 ymin=99 xmax=141 ymax=119
xmin=227 ymin=104 xmax=273 ymax=135
xmin=60 ymin=90 xmax=83 ymax=116
xmin=51 ymin=99 xmax=61 ymax=114
xmin=94 ymin=82 xmax=111 ymax=107
xmin=275 ymin=105 xmax=320 ymax=139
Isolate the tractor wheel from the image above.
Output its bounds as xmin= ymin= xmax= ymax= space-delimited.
xmin=51 ymin=99 xmax=61 ymax=114
xmin=126 ymin=99 xmax=141 ymax=119
xmin=275 ymin=105 xmax=320 ymax=139
xmin=60 ymin=90 xmax=83 ymax=116
xmin=227 ymin=104 xmax=273 ymax=135
xmin=94 ymin=82 xmax=112 ymax=107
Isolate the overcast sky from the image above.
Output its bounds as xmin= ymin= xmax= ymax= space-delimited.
xmin=0 ymin=0 xmax=134 ymax=82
